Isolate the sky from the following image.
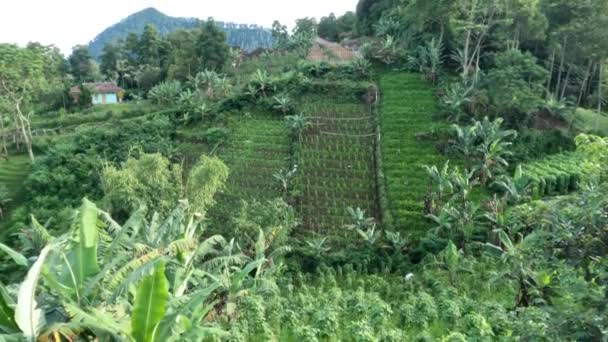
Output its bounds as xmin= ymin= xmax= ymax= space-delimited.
xmin=0 ymin=0 xmax=358 ymax=56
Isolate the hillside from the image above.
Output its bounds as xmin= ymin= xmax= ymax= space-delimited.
xmin=87 ymin=7 xmax=274 ymax=58
xmin=1 ymin=1 xmax=608 ymax=340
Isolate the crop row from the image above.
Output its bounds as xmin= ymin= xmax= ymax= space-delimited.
xmin=295 ymin=96 xmax=379 ymax=234
xmin=219 ymin=116 xmax=290 ymax=200
xmin=523 ymin=152 xmax=602 ymax=198
xmin=379 ymin=73 xmax=449 ymax=236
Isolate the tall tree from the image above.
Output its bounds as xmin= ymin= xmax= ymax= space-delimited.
xmin=450 ymin=0 xmax=504 ymax=82
xmin=99 ymin=42 xmax=122 ymax=79
xmin=197 ymin=18 xmax=230 ymax=72
xmin=0 ymin=44 xmax=49 ymax=160
xmin=272 ymin=20 xmax=289 ymax=48
xmin=293 ymin=17 xmax=318 ymax=37
xmin=69 ymin=45 xmax=95 ymax=83
xmin=138 ymin=24 xmax=161 ymax=66
xmin=318 ymin=13 xmax=339 ymax=42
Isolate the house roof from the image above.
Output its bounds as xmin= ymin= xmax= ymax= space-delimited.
xmin=71 ymin=82 xmax=124 ymax=94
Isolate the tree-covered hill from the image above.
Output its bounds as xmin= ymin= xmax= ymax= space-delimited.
xmin=87 ymin=7 xmax=273 ymax=58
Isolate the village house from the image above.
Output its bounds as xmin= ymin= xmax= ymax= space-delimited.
xmin=70 ymin=82 xmax=125 ymax=105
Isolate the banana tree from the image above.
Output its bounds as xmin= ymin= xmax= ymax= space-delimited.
xmin=424 ymin=161 xmax=454 ymax=213
xmin=0 ymin=199 xmax=229 ymax=341
xmin=273 ymin=95 xmax=293 ymax=116
xmin=486 ymin=230 xmax=545 ymax=308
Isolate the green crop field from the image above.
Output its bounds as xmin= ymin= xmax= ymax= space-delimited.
xmin=379 ymin=73 xmax=450 ymax=236
xmin=297 ymin=95 xmax=378 ymax=236
xmin=210 ymin=114 xmax=291 ymax=221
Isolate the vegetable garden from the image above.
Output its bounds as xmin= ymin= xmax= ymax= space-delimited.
xmin=379 ymin=73 xmax=450 ymax=236
xmin=296 ymin=95 xmax=379 ymax=237
xmin=211 ymin=114 xmax=291 ymax=221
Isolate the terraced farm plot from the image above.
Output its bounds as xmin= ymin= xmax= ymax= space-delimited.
xmin=297 ymin=98 xmax=379 ymax=235
xmin=380 ymin=73 xmax=449 ymax=236
xmin=213 ymin=116 xmax=291 ymax=218
xmin=0 ymin=155 xmax=31 ymax=222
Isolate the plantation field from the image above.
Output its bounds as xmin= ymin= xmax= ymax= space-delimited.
xmin=0 ymin=155 xmax=30 ymax=224
xmin=32 ymin=101 xmax=155 ymax=130
xmin=380 ymin=73 xmax=449 ymax=236
xmin=297 ymin=96 xmax=378 ymax=235
xmin=212 ymin=114 xmax=291 ymax=219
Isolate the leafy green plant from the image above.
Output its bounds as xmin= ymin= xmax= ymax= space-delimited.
xmin=148 ymin=81 xmax=181 ymax=105
xmin=273 ymin=94 xmax=294 ymax=116
xmin=273 ymin=165 xmax=298 ymax=194
xmin=285 ymin=113 xmax=311 ymax=143
xmin=441 ymin=82 xmax=473 ymax=123
xmin=407 ymin=38 xmax=445 ymax=84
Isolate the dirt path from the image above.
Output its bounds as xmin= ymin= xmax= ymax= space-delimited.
xmin=306 ymin=37 xmax=357 ymax=62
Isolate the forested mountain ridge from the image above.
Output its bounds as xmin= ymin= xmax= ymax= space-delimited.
xmin=87 ymin=7 xmax=273 ymax=58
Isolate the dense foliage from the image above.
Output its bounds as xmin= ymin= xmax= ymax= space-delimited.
xmin=0 ymin=1 xmax=607 ymax=340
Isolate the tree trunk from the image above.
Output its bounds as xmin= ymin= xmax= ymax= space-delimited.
xmin=555 ymin=39 xmax=567 ymax=98
xmin=560 ymin=64 xmax=571 ymax=100
xmin=0 ymin=112 xmax=7 ymax=157
xmin=586 ymin=63 xmax=597 ymax=104
xmin=596 ymin=63 xmax=604 ymax=132
xmin=14 ymin=103 xmax=34 ymax=161
xmin=577 ymin=60 xmax=594 ymax=107
xmin=546 ymin=49 xmax=556 ymax=100
xmin=462 ymin=30 xmax=471 ymax=80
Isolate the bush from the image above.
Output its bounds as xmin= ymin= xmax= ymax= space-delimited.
xmin=148 ymin=81 xmax=182 ymax=105
xmin=203 ymin=127 xmax=230 ymax=146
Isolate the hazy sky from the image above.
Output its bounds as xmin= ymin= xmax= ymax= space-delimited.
xmin=0 ymin=0 xmax=358 ymax=56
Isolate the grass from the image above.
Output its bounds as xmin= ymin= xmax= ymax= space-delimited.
xmin=0 ymin=155 xmax=31 ymax=226
xmin=296 ymin=95 xmax=378 ymax=237
xmin=379 ymin=73 xmax=450 ymax=237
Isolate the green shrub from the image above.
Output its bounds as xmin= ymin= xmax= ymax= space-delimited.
xmin=148 ymin=80 xmax=182 ymax=105
xmin=522 ymin=151 xmax=602 ymax=198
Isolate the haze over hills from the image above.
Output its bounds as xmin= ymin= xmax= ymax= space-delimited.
xmin=87 ymin=7 xmax=274 ymax=58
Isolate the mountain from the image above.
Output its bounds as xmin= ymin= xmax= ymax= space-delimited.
xmin=87 ymin=7 xmax=274 ymax=58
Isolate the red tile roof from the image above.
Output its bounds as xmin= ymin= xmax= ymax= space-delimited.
xmin=71 ymin=82 xmax=124 ymax=94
